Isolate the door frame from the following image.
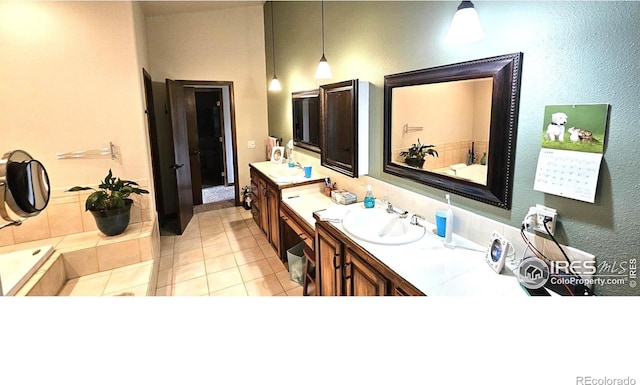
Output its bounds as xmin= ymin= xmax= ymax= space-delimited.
xmin=177 ymin=80 xmax=240 ymax=207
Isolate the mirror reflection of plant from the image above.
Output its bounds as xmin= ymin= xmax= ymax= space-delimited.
xmin=67 ymin=169 xmax=149 ymax=211
xmin=399 ymin=138 xmax=438 ymax=161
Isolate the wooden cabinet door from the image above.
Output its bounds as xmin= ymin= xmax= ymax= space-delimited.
xmin=344 ymin=247 xmax=388 ymax=296
xmin=266 ymin=183 xmax=280 ymax=255
xmin=316 ymin=225 xmax=343 ymax=296
xmin=250 ymin=169 xmax=262 ymax=230
xmin=320 ymin=80 xmax=358 ymax=177
xmin=257 ymin=177 xmax=268 ymax=235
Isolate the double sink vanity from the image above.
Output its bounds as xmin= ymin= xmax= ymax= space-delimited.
xmin=249 ymin=161 xmax=527 ymax=297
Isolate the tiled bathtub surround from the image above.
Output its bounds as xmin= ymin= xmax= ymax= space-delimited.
xmin=2 ymin=217 xmax=160 ymax=296
xmin=392 ymin=140 xmax=488 ymax=171
xmin=0 ymin=179 xmax=152 ymax=248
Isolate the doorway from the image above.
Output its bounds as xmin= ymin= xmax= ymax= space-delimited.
xmin=152 ymin=77 xmax=239 ymax=234
xmin=189 ymin=89 xmax=234 ymax=207
xmin=182 ymin=82 xmax=238 ymax=211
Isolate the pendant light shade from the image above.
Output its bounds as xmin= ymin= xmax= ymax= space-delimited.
xmin=444 ymin=1 xmax=485 ymax=44
xmin=315 ymin=54 xmax=332 ymax=79
xmin=315 ymin=0 xmax=332 ymax=79
xmin=268 ymin=1 xmax=281 ymax=91
xmin=269 ymin=76 xmax=282 ymax=91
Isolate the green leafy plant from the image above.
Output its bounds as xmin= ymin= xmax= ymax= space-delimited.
xmin=399 ymin=139 xmax=438 ymax=162
xmin=67 ymin=169 xmax=149 ymax=211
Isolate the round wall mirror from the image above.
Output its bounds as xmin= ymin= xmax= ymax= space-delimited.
xmin=0 ymin=150 xmax=50 ymax=222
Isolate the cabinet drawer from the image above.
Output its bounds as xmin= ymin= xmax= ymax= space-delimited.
xmin=281 ymin=212 xmax=313 ymax=250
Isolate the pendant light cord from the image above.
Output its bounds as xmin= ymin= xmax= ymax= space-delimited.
xmin=270 ymin=1 xmax=277 ymax=76
xmin=321 ymin=0 xmax=325 ymax=54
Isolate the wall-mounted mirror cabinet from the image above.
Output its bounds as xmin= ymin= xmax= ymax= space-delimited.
xmin=320 ymin=79 xmax=369 ymax=178
xmin=292 ymin=89 xmax=320 ymax=153
xmin=383 ymin=53 xmax=523 ymax=209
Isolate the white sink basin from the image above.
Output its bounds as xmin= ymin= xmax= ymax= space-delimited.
xmin=268 ymin=166 xmax=304 ymax=183
xmin=341 ymin=207 xmax=426 ymax=245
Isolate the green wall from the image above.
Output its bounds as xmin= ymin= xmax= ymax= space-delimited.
xmin=265 ymin=1 xmax=640 ymax=295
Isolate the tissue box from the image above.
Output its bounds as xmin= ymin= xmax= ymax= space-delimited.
xmin=331 ymin=189 xmax=357 ymax=205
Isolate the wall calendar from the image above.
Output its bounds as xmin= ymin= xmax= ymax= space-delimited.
xmin=533 ymin=104 xmax=609 ymax=203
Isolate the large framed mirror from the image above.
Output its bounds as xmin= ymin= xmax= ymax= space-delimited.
xmin=292 ymin=89 xmax=320 ymax=153
xmin=383 ymin=52 xmax=523 ymax=209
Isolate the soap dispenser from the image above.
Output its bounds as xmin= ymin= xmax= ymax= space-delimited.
xmin=364 ymin=185 xmax=375 ymax=208
xmin=444 ymin=194 xmax=456 ymax=249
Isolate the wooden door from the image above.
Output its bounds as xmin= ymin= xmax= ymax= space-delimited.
xmin=165 ymin=79 xmax=194 ymax=235
xmin=142 ymin=69 xmax=165 ymax=227
xmin=183 ymin=87 xmax=203 ymax=205
xmin=344 ymin=247 xmax=388 ymax=296
xmin=316 ymin=225 xmax=342 ymax=296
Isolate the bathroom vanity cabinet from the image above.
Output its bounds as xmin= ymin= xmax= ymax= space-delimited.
xmin=315 ymin=219 xmax=424 ymax=296
xmin=250 ymin=166 xmax=281 ymax=256
xmin=320 ymin=79 xmax=369 ymax=178
xmin=249 ymin=162 xmax=326 ymax=262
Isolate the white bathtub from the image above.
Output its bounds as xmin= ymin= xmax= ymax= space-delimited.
xmin=0 ymin=246 xmax=54 ymax=296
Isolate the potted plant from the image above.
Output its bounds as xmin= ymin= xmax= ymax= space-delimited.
xmin=399 ymin=139 xmax=438 ymax=168
xmin=68 ymin=169 xmax=149 ymax=236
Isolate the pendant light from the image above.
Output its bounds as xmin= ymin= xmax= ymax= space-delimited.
xmin=268 ymin=1 xmax=282 ymax=91
xmin=314 ymin=0 xmax=332 ymax=79
xmin=444 ymin=1 xmax=485 ymax=44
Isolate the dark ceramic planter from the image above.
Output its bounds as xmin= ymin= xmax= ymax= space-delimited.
xmin=90 ymin=199 xmax=133 ymax=236
xmin=405 ymin=158 xmax=425 ymax=168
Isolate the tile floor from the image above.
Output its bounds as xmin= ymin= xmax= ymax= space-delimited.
xmin=58 ymin=206 xmax=309 ymax=296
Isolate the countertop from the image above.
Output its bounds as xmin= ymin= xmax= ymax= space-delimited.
xmin=250 ymin=161 xmax=326 ymax=187
xmin=252 ymin=161 xmax=527 ymax=296
xmin=292 ymin=198 xmax=526 ymax=296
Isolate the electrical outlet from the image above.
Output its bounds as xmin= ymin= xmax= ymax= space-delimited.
xmin=247 ymin=140 xmax=256 ymax=149
xmin=533 ymin=204 xmax=557 ymax=236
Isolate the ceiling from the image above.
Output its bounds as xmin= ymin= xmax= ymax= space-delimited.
xmin=138 ymin=1 xmax=263 ymax=17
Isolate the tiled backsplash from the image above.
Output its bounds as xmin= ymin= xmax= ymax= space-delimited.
xmin=292 ymin=152 xmax=595 ymax=265
xmin=392 ymin=140 xmax=489 ymax=170
xmin=0 ymin=179 xmax=151 ymax=248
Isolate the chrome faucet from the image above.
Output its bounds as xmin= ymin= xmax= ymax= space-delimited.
xmin=386 ymin=202 xmax=408 ymax=218
xmin=410 ymin=214 xmax=425 ymax=226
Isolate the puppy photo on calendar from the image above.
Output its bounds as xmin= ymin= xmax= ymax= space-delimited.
xmin=545 ymin=112 xmax=568 ymax=141
xmin=568 ymin=127 xmax=600 ymax=144
xmin=541 ymin=104 xmax=608 ymax=155
xmin=567 ymin=126 xmax=581 ymax=142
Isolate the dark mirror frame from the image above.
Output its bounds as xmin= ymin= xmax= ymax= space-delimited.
xmin=292 ymin=89 xmax=321 ymax=153
xmin=383 ymin=52 xmax=523 ymax=210
xmin=0 ymin=149 xmax=50 ymax=221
